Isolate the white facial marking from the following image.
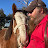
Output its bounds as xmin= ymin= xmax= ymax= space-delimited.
xmin=14 ymin=12 xmax=26 ymax=41
xmin=13 ymin=12 xmax=28 ymax=47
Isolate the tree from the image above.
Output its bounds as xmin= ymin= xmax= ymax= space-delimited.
xmin=7 ymin=13 xmax=13 ymax=20
xmin=0 ymin=8 xmax=6 ymax=30
xmin=0 ymin=8 xmax=6 ymax=17
xmin=5 ymin=14 xmax=13 ymax=23
xmin=13 ymin=0 xmax=33 ymax=10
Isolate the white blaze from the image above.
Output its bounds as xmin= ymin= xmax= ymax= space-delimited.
xmin=14 ymin=12 xmax=26 ymax=41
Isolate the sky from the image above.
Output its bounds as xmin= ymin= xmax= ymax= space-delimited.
xmin=0 ymin=0 xmax=48 ymax=16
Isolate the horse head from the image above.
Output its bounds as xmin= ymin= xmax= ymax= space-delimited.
xmin=12 ymin=3 xmax=29 ymax=48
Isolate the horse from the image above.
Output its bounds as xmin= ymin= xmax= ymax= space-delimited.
xmin=0 ymin=3 xmax=29 ymax=48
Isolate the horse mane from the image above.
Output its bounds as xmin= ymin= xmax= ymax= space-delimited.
xmin=16 ymin=10 xmax=28 ymax=16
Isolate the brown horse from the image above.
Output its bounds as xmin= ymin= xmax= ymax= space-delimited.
xmin=0 ymin=20 xmax=18 ymax=48
xmin=0 ymin=29 xmax=7 ymax=48
xmin=0 ymin=3 xmax=29 ymax=48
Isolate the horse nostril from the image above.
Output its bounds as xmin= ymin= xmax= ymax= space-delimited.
xmin=15 ymin=33 xmax=17 ymax=34
xmin=21 ymin=40 xmax=28 ymax=47
xmin=21 ymin=43 xmax=24 ymax=46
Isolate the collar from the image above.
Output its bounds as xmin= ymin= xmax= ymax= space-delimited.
xmin=38 ymin=14 xmax=48 ymax=26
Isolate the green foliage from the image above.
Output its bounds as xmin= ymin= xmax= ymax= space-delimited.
xmin=7 ymin=14 xmax=13 ymax=20
xmin=0 ymin=8 xmax=6 ymax=30
xmin=0 ymin=8 xmax=6 ymax=17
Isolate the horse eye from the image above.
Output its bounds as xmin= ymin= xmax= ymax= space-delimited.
xmin=13 ymin=18 xmax=15 ymax=20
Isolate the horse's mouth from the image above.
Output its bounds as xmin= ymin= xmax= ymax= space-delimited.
xmin=21 ymin=40 xmax=29 ymax=47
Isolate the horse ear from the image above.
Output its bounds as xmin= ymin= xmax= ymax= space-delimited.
xmin=12 ymin=3 xmax=17 ymax=16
